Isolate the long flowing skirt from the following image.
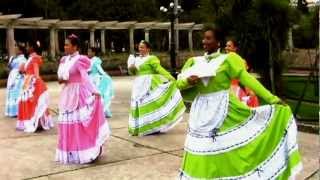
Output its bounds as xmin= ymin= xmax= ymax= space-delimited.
xmin=89 ymin=73 xmax=114 ymax=117
xmin=5 ymin=69 xmax=24 ymax=117
xmin=55 ymin=83 xmax=111 ymax=164
xmin=180 ymin=91 xmax=302 ymax=179
xmin=129 ymin=75 xmax=186 ymax=136
xmin=16 ymin=75 xmax=53 ymax=132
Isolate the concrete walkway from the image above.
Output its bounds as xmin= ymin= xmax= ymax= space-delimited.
xmin=0 ymin=77 xmax=318 ymax=180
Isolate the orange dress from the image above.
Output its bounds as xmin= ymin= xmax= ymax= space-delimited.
xmin=17 ymin=52 xmax=53 ymax=132
xmin=230 ymin=58 xmax=260 ymax=108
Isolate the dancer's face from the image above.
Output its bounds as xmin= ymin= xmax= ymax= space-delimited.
xmin=88 ymin=48 xmax=95 ymax=58
xmin=138 ymin=43 xmax=150 ymax=56
xmin=26 ymin=44 xmax=34 ymax=54
xmin=202 ymin=30 xmax=219 ymax=54
xmin=64 ymin=39 xmax=77 ymax=55
xmin=15 ymin=46 xmax=21 ymax=55
xmin=225 ymin=41 xmax=237 ymax=53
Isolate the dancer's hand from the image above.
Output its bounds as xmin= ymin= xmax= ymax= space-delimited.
xmin=187 ymin=75 xmax=200 ymax=85
xmin=93 ymin=92 xmax=101 ymax=98
xmin=245 ymin=88 xmax=256 ymax=96
xmin=129 ymin=65 xmax=137 ymax=73
xmin=58 ymin=79 xmax=68 ymax=84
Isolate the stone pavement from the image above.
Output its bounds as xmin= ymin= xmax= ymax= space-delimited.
xmin=0 ymin=76 xmax=318 ymax=180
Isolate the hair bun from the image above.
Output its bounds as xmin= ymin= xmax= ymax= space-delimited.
xmin=36 ymin=41 xmax=41 ymax=47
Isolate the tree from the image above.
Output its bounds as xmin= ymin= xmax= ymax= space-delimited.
xmin=193 ymin=0 xmax=293 ymax=93
xmin=293 ymin=7 xmax=319 ymax=49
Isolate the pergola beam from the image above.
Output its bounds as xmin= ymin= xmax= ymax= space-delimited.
xmin=0 ymin=14 xmax=22 ymax=21
xmin=177 ymin=23 xmax=195 ymax=30
xmin=134 ymin=21 xmax=157 ymax=29
xmin=193 ymin=24 xmax=204 ymax=30
xmin=153 ymin=22 xmax=171 ymax=29
xmin=16 ymin=17 xmax=43 ymax=25
xmin=0 ymin=14 xmax=205 ymax=56
xmin=96 ymin=21 xmax=118 ymax=29
xmin=39 ymin=19 xmax=60 ymax=27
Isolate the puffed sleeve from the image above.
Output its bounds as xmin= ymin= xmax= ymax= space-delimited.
xmin=95 ymin=58 xmax=107 ymax=76
xmin=149 ymin=56 xmax=175 ymax=81
xmin=176 ymin=57 xmax=195 ymax=90
xmin=78 ymin=55 xmax=98 ymax=93
xmin=57 ymin=56 xmax=66 ymax=79
xmin=127 ymin=55 xmax=137 ymax=75
xmin=226 ymin=52 xmax=280 ymax=104
xmin=33 ymin=55 xmax=43 ymax=77
xmin=176 ymin=57 xmax=199 ymax=102
xmin=34 ymin=55 xmax=43 ymax=66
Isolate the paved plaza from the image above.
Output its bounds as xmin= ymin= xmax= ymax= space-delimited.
xmin=0 ymin=76 xmax=318 ymax=180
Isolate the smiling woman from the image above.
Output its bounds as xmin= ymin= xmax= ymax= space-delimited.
xmin=127 ymin=40 xmax=186 ymax=136
xmin=176 ymin=25 xmax=302 ymax=179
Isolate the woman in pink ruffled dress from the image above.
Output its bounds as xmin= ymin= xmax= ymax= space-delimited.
xmin=56 ymin=34 xmax=111 ymax=164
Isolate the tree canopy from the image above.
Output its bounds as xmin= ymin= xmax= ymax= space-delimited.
xmin=0 ymin=0 xmax=316 ymax=74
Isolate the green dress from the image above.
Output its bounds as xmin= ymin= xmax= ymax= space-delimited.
xmin=176 ymin=51 xmax=302 ymax=179
xmin=128 ymin=54 xmax=186 ymax=136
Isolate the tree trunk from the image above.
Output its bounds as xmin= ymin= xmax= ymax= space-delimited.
xmin=268 ymin=26 xmax=276 ymax=93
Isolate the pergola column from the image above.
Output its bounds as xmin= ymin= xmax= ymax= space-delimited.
xmin=49 ymin=27 xmax=56 ymax=58
xmin=90 ymin=28 xmax=95 ymax=47
xmin=100 ymin=29 xmax=106 ymax=54
xmin=188 ymin=29 xmax=193 ymax=52
xmin=54 ymin=29 xmax=60 ymax=55
xmin=6 ymin=24 xmax=15 ymax=57
xmin=144 ymin=28 xmax=150 ymax=42
xmin=129 ymin=26 xmax=134 ymax=53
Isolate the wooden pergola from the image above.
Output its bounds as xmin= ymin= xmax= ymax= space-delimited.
xmin=0 ymin=13 xmax=204 ymax=57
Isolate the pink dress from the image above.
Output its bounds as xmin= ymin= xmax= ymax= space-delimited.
xmin=55 ymin=52 xmax=110 ymax=164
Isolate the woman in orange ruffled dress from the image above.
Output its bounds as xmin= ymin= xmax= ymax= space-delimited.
xmin=16 ymin=41 xmax=53 ymax=132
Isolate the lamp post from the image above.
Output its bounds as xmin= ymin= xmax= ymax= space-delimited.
xmin=160 ymin=2 xmax=183 ymax=78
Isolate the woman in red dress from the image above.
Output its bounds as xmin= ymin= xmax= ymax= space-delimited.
xmin=16 ymin=41 xmax=54 ymax=132
xmin=225 ymin=38 xmax=259 ymax=107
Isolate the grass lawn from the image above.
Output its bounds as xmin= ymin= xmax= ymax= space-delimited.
xmin=282 ymin=74 xmax=318 ymax=121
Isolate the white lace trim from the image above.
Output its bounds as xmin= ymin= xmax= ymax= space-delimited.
xmin=185 ymin=105 xmax=274 ymax=155
xmin=7 ymin=69 xmax=23 ymax=89
xmin=16 ymin=91 xmax=54 ymax=132
xmin=127 ymin=54 xmax=150 ymax=70
xmin=131 ymin=79 xmax=171 ymax=107
xmin=57 ymin=52 xmax=80 ymax=80
xmin=18 ymin=76 xmax=36 ymax=101
xmin=58 ymin=95 xmax=96 ymax=124
xmin=132 ymin=108 xmax=185 ymax=136
xmin=6 ymin=99 xmax=21 ymax=106
xmin=180 ymin=118 xmax=301 ymax=179
xmin=129 ymin=89 xmax=183 ymax=128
